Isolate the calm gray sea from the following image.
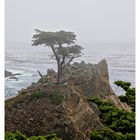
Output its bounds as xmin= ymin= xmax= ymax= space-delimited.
xmin=5 ymin=42 xmax=135 ymax=99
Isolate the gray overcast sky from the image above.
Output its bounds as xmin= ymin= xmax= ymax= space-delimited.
xmin=5 ymin=0 xmax=135 ymax=44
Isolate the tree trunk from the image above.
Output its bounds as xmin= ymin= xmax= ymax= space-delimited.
xmin=60 ymin=64 xmax=63 ymax=76
xmin=57 ymin=62 xmax=61 ymax=84
xmin=57 ymin=61 xmax=64 ymax=84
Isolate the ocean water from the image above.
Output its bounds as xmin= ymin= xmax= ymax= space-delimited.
xmin=5 ymin=42 xmax=135 ymax=99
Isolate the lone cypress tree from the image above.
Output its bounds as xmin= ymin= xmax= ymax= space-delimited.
xmin=32 ymin=29 xmax=83 ymax=83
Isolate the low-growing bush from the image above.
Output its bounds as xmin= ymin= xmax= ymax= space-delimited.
xmin=89 ymin=81 xmax=135 ymax=140
xmin=114 ymin=80 xmax=135 ymax=111
xmin=5 ymin=131 xmax=61 ymax=140
xmin=114 ymin=81 xmax=131 ymax=88
xmin=48 ymin=93 xmax=64 ymax=104
xmin=31 ymin=91 xmax=44 ymax=99
xmin=90 ymin=131 xmax=103 ymax=140
xmin=5 ymin=131 xmax=27 ymax=140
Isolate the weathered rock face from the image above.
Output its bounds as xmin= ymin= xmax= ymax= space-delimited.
xmin=5 ymin=60 xmax=118 ymax=140
xmin=62 ymin=59 xmax=114 ymax=98
xmin=5 ymin=86 xmax=103 ymax=140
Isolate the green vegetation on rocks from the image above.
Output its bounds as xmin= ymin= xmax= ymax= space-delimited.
xmin=89 ymin=81 xmax=135 ymax=140
xmin=5 ymin=79 xmax=135 ymax=140
xmin=5 ymin=131 xmax=62 ymax=140
xmin=48 ymin=93 xmax=64 ymax=104
xmin=90 ymin=128 xmax=135 ymax=140
xmin=31 ymin=91 xmax=44 ymax=99
xmin=114 ymin=80 xmax=135 ymax=111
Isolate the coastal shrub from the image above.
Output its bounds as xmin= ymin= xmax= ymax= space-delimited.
xmin=48 ymin=93 xmax=64 ymax=104
xmin=114 ymin=80 xmax=135 ymax=111
xmin=89 ymin=97 xmax=135 ymax=132
xmin=5 ymin=131 xmax=61 ymax=140
xmin=99 ymin=105 xmax=114 ymax=113
xmin=114 ymin=81 xmax=131 ymax=88
xmin=119 ymin=95 xmax=128 ymax=102
xmin=122 ymin=85 xmax=129 ymax=91
xmin=88 ymin=97 xmax=113 ymax=106
xmin=29 ymin=134 xmax=61 ymax=140
xmin=90 ymin=131 xmax=103 ymax=140
xmin=31 ymin=91 xmax=44 ymax=99
xmin=88 ymin=97 xmax=103 ymax=105
xmin=88 ymin=81 xmax=135 ymax=140
xmin=45 ymin=134 xmax=62 ymax=140
xmin=5 ymin=131 xmax=27 ymax=140
xmin=90 ymin=129 xmax=135 ymax=140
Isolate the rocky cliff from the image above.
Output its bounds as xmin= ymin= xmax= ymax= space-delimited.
xmin=5 ymin=59 xmax=130 ymax=140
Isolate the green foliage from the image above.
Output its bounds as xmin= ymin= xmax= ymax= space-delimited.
xmin=29 ymin=134 xmax=61 ymax=140
xmin=48 ymin=93 xmax=64 ymax=104
xmin=5 ymin=131 xmax=61 ymax=140
xmin=32 ymin=30 xmax=83 ymax=84
xmin=91 ymin=127 xmax=135 ymax=140
xmin=90 ymin=128 xmax=135 ymax=140
xmin=88 ymin=97 xmax=103 ymax=105
xmin=32 ymin=30 xmax=77 ymax=46
xmin=88 ymin=97 xmax=113 ymax=106
xmin=89 ymin=96 xmax=135 ymax=134
xmin=114 ymin=80 xmax=131 ymax=88
xmin=114 ymin=80 xmax=135 ymax=111
xmin=31 ymin=91 xmax=44 ymax=99
xmin=5 ymin=131 xmax=27 ymax=140
xmin=90 ymin=131 xmax=103 ymax=140
xmin=89 ymin=81 xmax=135 ymax=140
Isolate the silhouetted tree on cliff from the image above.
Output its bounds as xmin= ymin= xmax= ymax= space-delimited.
xmin=32 ymin=29 xmax=83 ymax=84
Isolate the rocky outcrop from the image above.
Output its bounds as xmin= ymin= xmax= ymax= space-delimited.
xmin=6 ymin=85 xmax=103 ymax=140
xmin=5 ymin=70 xmax=21 ymax=81
xmin=5 ymin=60 xmax=130 ymax=140
xmin=61 ymin=59 xmax=113 ymax=98
xmin=5 ymin=70 xmax=13 ymax=77
xmin=8 ymin=76 xmax=19 ymax=81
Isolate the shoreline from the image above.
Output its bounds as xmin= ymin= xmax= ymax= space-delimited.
xmin=5 ymin=70 xmax=127 ymax=99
